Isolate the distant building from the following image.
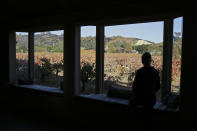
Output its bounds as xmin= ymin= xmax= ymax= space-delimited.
xmin=131 ymin=50 xmax=138 ymax=54
xmin=49 ymin=50 xmax=54 ymax=53
xmin=135 ymin=40 xmax=154 ymax=46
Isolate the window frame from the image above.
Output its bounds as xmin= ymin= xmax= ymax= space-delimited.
xmin=78 ymin=16 xmax=182 ymax=101
xmin=12 ymin=29 xmax=64 ymax=88
xmin=9 ymin=14 xmax=183 ymax=99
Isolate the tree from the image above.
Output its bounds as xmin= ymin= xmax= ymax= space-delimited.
xmin=39 ymin=58 xmax=53 ymax=80
xmin=80 ymin=62 xmax=96 ymax=92
xmin=81 ymin=36 xmax=96 ymax=50
xmin=173 ymin=32 xmax=182 ymax=42
xmin=108 ymin=44 xmax=116 ymax=53
xmin=135 ymin=45 xmax=149 ymax=54
xmin=52 ymin=61 xmax=63 ymax=77
xmin=124 ymin=42 xmax=132 ymax=53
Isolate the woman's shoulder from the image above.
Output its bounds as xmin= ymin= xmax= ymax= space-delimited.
xmin=139 ymin=66 xmax=158 ymax=73
xmin=150 ymin=67 xmax=160 ymax=74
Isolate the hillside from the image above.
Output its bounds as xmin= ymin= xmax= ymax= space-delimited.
xmin=16 ymin=32 xmax=64 ymax=53
xmin=16 ymin=32 xmax=182 ymax=55
xmin=16 ymin=33 xmax=154 ymax=49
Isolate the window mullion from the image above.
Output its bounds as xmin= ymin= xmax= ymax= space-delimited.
xmin=74 ymin=25 xmax=81 ymax=95
xmin=64 ymin=23 xmax=80 ymax=97
xmin=96 ymin=25 xmax=105 ymax=94
xmin=162 ymin=19 xmax=174 ymax=101
xmin=9 ymin=32 xmax=17 ymax=84
xmin=28 ymin=32 xmax=34 ymax=83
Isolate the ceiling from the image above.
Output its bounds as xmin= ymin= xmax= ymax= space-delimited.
xmin=1 ymin=0 xmax=186 ymax=18
xmin=0 ymin=0 xmax=190 ymax=30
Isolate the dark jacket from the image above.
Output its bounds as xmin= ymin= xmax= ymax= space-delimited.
xmin=132 ymin=66 xmax=160 ymax=106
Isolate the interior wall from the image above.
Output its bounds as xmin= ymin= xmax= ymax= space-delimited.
xmin=0 ymin=3 xmax=196 ymax=121
xmin=0 ymin=31 xmax=9 ymax=86
xmin=180 ymin=12 xmax=197 ymax=120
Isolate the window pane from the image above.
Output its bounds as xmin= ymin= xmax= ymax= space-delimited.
xmin=34 ymin=31 xmax=64 ymax=88
xmin=16 ymin=32 xmax=29 ymax=83
xmin=104 ymin=22 xmax=163 ymax=101
xmin=171 ymin=17 xmax=183 ymax=94
xmin=80 ymin=26 xmax=96 ymax=94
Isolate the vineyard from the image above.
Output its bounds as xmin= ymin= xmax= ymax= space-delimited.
xmin=16 ymin=52 xmax=64 ymax=87
xmin=80 ymin=49 xmax=181 ymax=94
xmin=16 ymin=50 xmax=181 ymax=94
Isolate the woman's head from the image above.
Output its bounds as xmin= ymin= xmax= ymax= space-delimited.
xmin=142 ymin=52 xmax=152 ymax=67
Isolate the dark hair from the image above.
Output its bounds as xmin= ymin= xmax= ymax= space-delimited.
xmin=142 ymin=52 xmax=151 ymax=66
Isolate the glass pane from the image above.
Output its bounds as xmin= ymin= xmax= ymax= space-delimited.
xmin=16 ymin=32 xmax=29 ymax=83
xmin=34 ymin=30 xmax=64 ymax=88
xmin=80 ymin=26 xmax=96 ymax=94
xmin=104 ymin=22 xmax=164 ymax=101
xmin=171 ymin=17 xmax=183 ymax=95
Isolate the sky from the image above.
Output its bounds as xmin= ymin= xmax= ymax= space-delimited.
xmin=17 ymin=17 xmax=182 ymax=44
xmin=81 ymin=17 xmax=183 ymax=43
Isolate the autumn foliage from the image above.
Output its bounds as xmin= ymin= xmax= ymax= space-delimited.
xmin=16 ymin=51 xmax=181 ymax=90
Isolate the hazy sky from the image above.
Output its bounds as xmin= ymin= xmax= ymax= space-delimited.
xmin=81 ymin=17 xmax=183 ymax=43
xmin=17 ymin=17 xmax=182 ymax=43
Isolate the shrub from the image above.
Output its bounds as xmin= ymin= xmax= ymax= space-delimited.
xmin=52 ymin=60 xmax=63 ymax=77
xmin=80 ymin=62 xmax=96 ymax=92
xmin=80 ymin=62 xmax=96 ymax=83
xmin=38 ymin=58 xmax=54 ymax=80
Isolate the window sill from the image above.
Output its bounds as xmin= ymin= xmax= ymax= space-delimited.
xmin=79 ymin=94 xmax=179 ymax=112
xmin=12 ymin=84 xmax=64 ymax=95
xmin=80 ymin=94 xmax=129 ymax=105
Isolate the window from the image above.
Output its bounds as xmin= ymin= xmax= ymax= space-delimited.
xmin=13 ymin=16 xmax=182 ymax=104
xmin=171 ymin=17 xmax=183 ymax=95
xmin=79 ymin=17 xmax=182 ymax=104
xmin=16 ymin=32 xmax=29 ymax=83
xmin=80 ymin=26 xmax=96 ymax=94
xmin=15 ymin=30 xmax=64 ymax=88
xmin=34 ymin=31 xmax=64 ymax=88
xmin=104 ymin=22 xmax=163 ymax=101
